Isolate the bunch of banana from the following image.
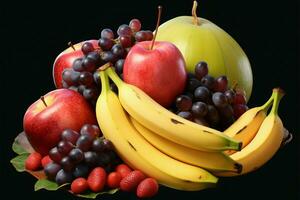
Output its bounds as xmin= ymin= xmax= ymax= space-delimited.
xmin=96 ymin=64 xmax=286 ymax=190
xmin=96 ymin=69 xmax=217 ymax=191
xmin=217 ymin=88 xmax=285 ymax=176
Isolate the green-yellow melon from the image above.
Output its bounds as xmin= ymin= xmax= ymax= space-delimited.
xmin=156 ymin=16 xmax=253 ymax=100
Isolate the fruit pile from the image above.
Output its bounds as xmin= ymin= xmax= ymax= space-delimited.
xmin=173 ymin=61 xmax=248 ymax=130
xmin=11 ymin=1 xmax=291 ymax=199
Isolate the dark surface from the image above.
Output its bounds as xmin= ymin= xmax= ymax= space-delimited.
xmin=2 ymin=0 xmax=299 ymax=199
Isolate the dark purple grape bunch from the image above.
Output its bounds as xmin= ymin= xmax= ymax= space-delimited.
xmin=62 ymin=19 xmax=153 ymax=106
xmin=45 ymin=124 xmax=121 ymax=185
xmin=174 ymin=61 xmax=248 ymax=130
xmin=99 ymin=19 xmax=153 ymax=77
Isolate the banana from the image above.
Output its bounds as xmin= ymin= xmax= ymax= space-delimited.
xmin=224 ymin=91 xmax=274 ymax=154
xmin=130 ymin=116 xmax=242 ymax=173
xmin=106 ymin=67 xmax=241 ymax=152
xmin=96 ymin=70 xmax=217 ymax=190
xmin=216 ymin=88 xmax=285 ymax=176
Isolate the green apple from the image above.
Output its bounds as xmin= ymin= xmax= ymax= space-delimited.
xmin=156 ymin=6 xmax=253 ymax=100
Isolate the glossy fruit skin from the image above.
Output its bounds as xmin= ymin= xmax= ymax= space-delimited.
xmin=71 ymin=178 xmax=89 ymax=194
xmin=107 ymin=172 xmax=122 ymax=188
xmin=41 ymin=155 xmax=52 ymax=168
xmin=136 ymin=178 xmax=159 ymax=198
xmin=87 ymin=167 xmax=107 ymax=192
xmin=23 ymin=89 xmax=97 ymax=155
xmin=120 ymin=170 xmax=146 ymax=192
xmin=25 ymin=152 xmax=42 ymax=171
xmin=156 ymin=16 xmax=253 ymax=100
xmin=53 ymin=40 xmax=99 ymax=88
xmin=115 ymin=164 xmax=132 ymax=178
xmin=123 ymin=41 xmax=187 ymax=107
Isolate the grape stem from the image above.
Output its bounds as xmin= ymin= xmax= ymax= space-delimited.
xmin=68 ymin=41 xmax=76 ymax=51
xmin=192 ymin=0 xmax=200 ymax=25
xmin=40 ymin=96 xmax=48 ymax=107
xmin=150 ymin=6 xmax=162 ymax=50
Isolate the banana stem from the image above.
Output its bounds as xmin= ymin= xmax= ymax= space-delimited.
xmin=99 ymin=70 xmax=110 ymax=94
xmin=106 ymin=67 xmax=123 ymax=88
xmin=270 ymin=88 xmax=285 ymax=115
xmin=260 ymin=91 xmax=275 ymax=112
xmin=192 ymin=0 xmax=200 ymax=25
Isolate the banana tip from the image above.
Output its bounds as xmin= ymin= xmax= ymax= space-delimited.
xmin=273 ymin=87 xmax=285 ymax=96
xmin=234 ymin=163 xmax=243 ymax=174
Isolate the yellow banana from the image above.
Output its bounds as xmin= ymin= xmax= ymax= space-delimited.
xmin=106 ymin=67 xmax=241 ymax=152
xmin=217 ymin=88 xmax=284 ymax=176
xmin=130 ymin=116 xmax=242 ymax=173
xmin=96 ymin=70 xmax=217 ymax=190
xmin=224 ymin=91 xmax=274 ymax=154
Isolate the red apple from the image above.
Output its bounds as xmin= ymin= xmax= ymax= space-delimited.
xmin=23 ymin=89 xmax=97 ymax=155
xmin=123 ymin=41 xmax=187 ymax=107
xmin=53 ymin=40 xmax=99 ymax=88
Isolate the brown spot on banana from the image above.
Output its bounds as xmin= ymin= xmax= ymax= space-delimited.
xmin=127 ymin=141 xmax=137 ymax=151
xmin=170 ymin=118 xmax=184 ymax=124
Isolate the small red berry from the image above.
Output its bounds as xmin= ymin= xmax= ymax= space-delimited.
xmin=87 ymin=167 xmax=107 ymax=192
xmin=120 ymin=170 xmax=146 ymax=192
xmin=107 ymin=172 xmax=122 ymax=188
xmin=136 ymin=178 xmax=159 ymax=198
xmin=115 ymin=164 xmax=132 ymax=178
xmin=25 ymin=152 xmax=42 ymax=171
xmin=41 ymin=155 xmax=52 ymax=168
xmin=71 ymin=178 xmax=89 ymax=194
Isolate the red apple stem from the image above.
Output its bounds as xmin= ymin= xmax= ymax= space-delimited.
xmin=68 ymin=41 xmax=76 ymax=51
xmin=40 ymin=96 xmax=48 ymax=107
xmin=192 ymin=0 xmax=200 ymax=25
xmin=150 ymin=6 xmax=162 ymax=50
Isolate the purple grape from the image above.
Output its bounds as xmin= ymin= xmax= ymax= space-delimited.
xmin=57 ymin=141 xmax=73 ymax=156
xmin=195 ymin=61 xmax=208 ymax=80
xmin=69 ymin=148 xmax=84 ymax=164
xmin=129 ymin=19 xmax=141 ymax=32
xmin=194 ymin=86 xmax=210 ymax=102
xmin=214 ymin=76 xmax=228 ymax=92
xmin=49 ymin=147 xmax=63 ymax=163
xmin=212 ymin=92 xmax=228 ymax=108
xmin=80 ymin=124 xmax=100 ymax=139
xmin=73 ymin=164 xmax=89 ymax=178
xmin=44 ymin=163 xmax=61 ymax=180
xmin=98 ymin=38 xmax=114 ymax=51
xmin=72 ymin=58 xmax=84 ymax=72
xmin=81 ymin=42 xmax=94 ymax=55
xmin=192 ymin=102 xmax=208 ymax=117
xmin=84 ymin=151 xmax=98 ymax=167
xmin=115 ymin=59 xmax=124 ymax=75
xmin=61 ymin=129 xmax=80 ymax=145
xmin=101 ymin=28 xmax=114 ymax=39
xmin=76 ymin=135 xmax=93 ymax=152
xmin=92 ymin=138 xmax=105 ymax=152
xmin=79 ymin=72 xmax=94 ymax=86
xmin=82 ymin=57 xmax=96 ymax=72
xmin=60 ymin=156 xmax=74 ymax=171
xmin=201 ymin=75 xmax=215 ymax=90
xmin=55 ymin=169 xmax=73 ymax=185
xmin=175 ymin=95 xmax=193 ymax=111
xmin=117 ymin=24 xmax=132 ymax=36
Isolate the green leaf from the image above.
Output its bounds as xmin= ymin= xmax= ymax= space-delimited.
xmin=34 ymin=179 xmax=69 ymax=191
xmin=12 ymin=138 xmax=28 ymax=155
xmin=10 ymin=153 xmax=30 ymax=172
xmin=77 ymin=188 xmax=119 ymax=199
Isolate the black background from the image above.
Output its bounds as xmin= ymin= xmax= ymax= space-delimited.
xmin=2 ymin=0 xmax=299 ymax=199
